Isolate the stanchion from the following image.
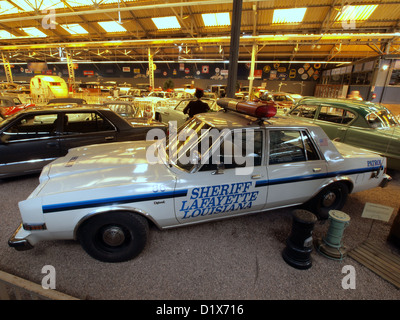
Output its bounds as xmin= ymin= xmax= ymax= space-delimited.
xmin=282 ymin=209 xmax=317 ymax=270
xmin=315 ymin=210 xmax=350 ymax=260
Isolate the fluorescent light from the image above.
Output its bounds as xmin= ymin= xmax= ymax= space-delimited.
xmin=202 ymin=12 xmax=230 ymax=27
xmin=273 ymin=8 xmax=307 ymax=24
xmin=97 ymin=21 xmax=127 ymax=33
xmin=60 ymin=24 xmax=88 ymax=35
xmin=152 ymin=16 xmax=181 ymax=30
xmin=0 ymin=30 xmax=16 ymax=38
xmin=11 ymin=0 xmax=64 ymax=11
xmin=335 ymin=5 xmax=378 ymax=21
xmin=20 ymin=27 xmax=47 ymax=37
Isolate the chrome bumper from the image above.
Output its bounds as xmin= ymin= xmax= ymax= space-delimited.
xmin=8 ymin=224 xmax=34 ymax=251
xmin=379 ymin=174 xmax=392 ymax=188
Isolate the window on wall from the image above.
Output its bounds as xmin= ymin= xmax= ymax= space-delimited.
xmin=389 ymin=69 xmax=400 ymax=86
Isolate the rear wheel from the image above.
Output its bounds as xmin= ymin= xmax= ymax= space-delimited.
xmin=77 ymin=212 xmax=149 ymax=263
xmin=305 ymin=182 xmax=349 ymax=220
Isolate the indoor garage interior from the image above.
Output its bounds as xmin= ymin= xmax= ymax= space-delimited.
xmin=0 ymin=0 xmax=400 ymax=306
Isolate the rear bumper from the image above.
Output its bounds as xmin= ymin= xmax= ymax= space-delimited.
xmin=379 ymin=173 xmax=392 ymax=188
xmin=8 ymin=224 xmax=34 ymax=251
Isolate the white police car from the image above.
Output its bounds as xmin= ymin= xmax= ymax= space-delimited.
xmin=9 ymin=99 xmax=391 ymax=262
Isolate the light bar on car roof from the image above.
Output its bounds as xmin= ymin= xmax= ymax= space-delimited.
xmin=217 ymin=98 xmax=277 ymax=118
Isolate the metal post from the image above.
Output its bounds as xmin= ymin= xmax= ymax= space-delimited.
xmin=1 ymin=52 xmax=13 ymax=83
xmin=65 ymin=50 xmax=75 ymax=93
xmin=248 ymin=43 xmax=257 ymax=101
xmin=148 ymin=48 xmax=155 ymax=91
xmin=226 ymin=0 xmax=243 ymax=98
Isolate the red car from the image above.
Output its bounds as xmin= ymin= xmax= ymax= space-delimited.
xmin=0 ymin=96 xmax=34 ymax=119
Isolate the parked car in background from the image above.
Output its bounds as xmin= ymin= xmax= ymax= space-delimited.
xmin=287 ymin=97 xmax=400 ymax=170
xmin=0 ymin=96 xmax=34 ymax=119
xmin=155 ymin=98 xmax=222 ymax=127
xmin=0 ymin=105 xmax=165 ymax=178
xmin=257 ymin=92 xmax=296 ymax=111
xmin=103 ymin=101 xmax=167 ymax=130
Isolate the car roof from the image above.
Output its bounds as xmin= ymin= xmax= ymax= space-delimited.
xmin=196 ymin=110 xmax=321 ymax=130
xmin=296 ymin=97 xmax=388 ymax=116
xmin=14 ymin=105 xmax=111 ymax=114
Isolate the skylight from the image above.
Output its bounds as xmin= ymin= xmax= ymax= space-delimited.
xmin=335 ymin=5 xmax=378 ymax=22
xmin=202 ymin=12 xmax=231 ymax=27
xmin=11 ymin=0 xmax=64 ymax=11
xmin=0 ymin=30 xmax=15 ymax=39
xmin=20 ymin=27 xmax=47 ymax=37
xmin=97 ymin=21 xmax=127 ymax=33
xmin=60 ymin=24 xmax=89 ymax=35
xmin=272 ymin=8 xmax=307 ymax=24
xmin=152 ymin=16 xmax=181 ymax=30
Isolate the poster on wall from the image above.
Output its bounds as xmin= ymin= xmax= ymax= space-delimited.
xmin=122 ymin=67 xmax=131 ymax=72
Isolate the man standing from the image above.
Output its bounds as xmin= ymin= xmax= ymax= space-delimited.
xmin=183 ymin=88 xmax=210 ymax=118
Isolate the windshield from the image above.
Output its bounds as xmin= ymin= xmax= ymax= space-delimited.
xmin=366 ymin=109 xmax=399 ymax=128
xmin=165 ymin=119 xmax=214 ymax=171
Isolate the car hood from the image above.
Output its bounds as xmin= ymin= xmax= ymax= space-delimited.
xmin=37 ymin=140 xmax=173 ymax=196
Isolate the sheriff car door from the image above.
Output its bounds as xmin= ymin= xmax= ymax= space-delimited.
xmin=265 ymin=129 xmax=327 ymax=208
xmin=174 ymin=128 xmax=268 ymax=224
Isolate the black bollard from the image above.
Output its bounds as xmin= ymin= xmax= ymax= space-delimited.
xmin=282 ymin=209 xmax=317 ymax=270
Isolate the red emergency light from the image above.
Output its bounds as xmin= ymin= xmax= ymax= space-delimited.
xmin=217 ymin=98 xmax=277 ymax=119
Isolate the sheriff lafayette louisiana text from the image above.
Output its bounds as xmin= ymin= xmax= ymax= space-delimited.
xmin=156 ymin=304 xmax=244 ymax=317
xmin=179 ymin=182 xmax=259 ymax=219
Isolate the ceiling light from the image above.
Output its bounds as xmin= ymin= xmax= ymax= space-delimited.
xmin=97 ymin=21 xmax=127 ymax=33
xmin=335 ymin=5 xmax=378 ymax=22
xmin=60 ymin=24 xmax=88 ymax=35
xmin=20 ymin=27 xmax=47 ymax=37
xmin=0 ymin=1 xmax=19 ymax=14
xmin=202 ymin=12 xmax=230 ymax=27
xmin=273 ymin=8 xmax=307 ymax=24
xmin=152 ymin=16 xmax=181 ymax=30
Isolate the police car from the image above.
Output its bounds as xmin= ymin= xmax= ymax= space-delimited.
xmin=8 ymin=98 xmax=391 ymax=262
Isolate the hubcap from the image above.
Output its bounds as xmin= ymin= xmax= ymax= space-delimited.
xmin=102 ymin=226 xmax=126 ymax=247
xmin=322 ymin=191 xmax=337 ymax=207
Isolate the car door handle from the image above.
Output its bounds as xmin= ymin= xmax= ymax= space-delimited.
xmin=105 ymin=136 xmax=115 ymax=141
xmin=164 ymin=112 xmax=170 ymax=115
xmin=313 ymin=168 xmax=322 ymax=172
xmin=251 ymin=174 xmax=261 ymax=179
xmin=338 ymin=127 xmax=347 ymax=131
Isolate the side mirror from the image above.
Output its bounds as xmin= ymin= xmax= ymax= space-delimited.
xmin=212 ymin=162 xmax=225 ymax=175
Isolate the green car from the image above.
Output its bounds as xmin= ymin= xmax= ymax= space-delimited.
xmin=287 ymin=97 xmax=400 ymax=170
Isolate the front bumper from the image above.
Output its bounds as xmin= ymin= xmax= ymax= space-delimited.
xmin=8 ymin=224 xmax=34 ymax=251
xmin=379 ymin=173 xmax=392 ymax=188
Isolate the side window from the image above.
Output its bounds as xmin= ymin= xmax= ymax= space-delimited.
xmin=200 ymin=130 xmax=263 ymax=171
xmin=63 ymin=112 xmax=115 ymax=134
xmin=290 ymin=105 xmax=318 ymax=119
xmin=3 ymin=114 xmax=58 ymax=141
xmin=317 ymin=106 xmax=355 ymax=124
xmin=269 ymin=130 xmax=320 ymax=165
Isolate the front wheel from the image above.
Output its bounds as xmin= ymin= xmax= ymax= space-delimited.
xmin=77 ymin=212 xmax=149 ymax=263
xmin=305 ymin=182 xmax=349 ymax=220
